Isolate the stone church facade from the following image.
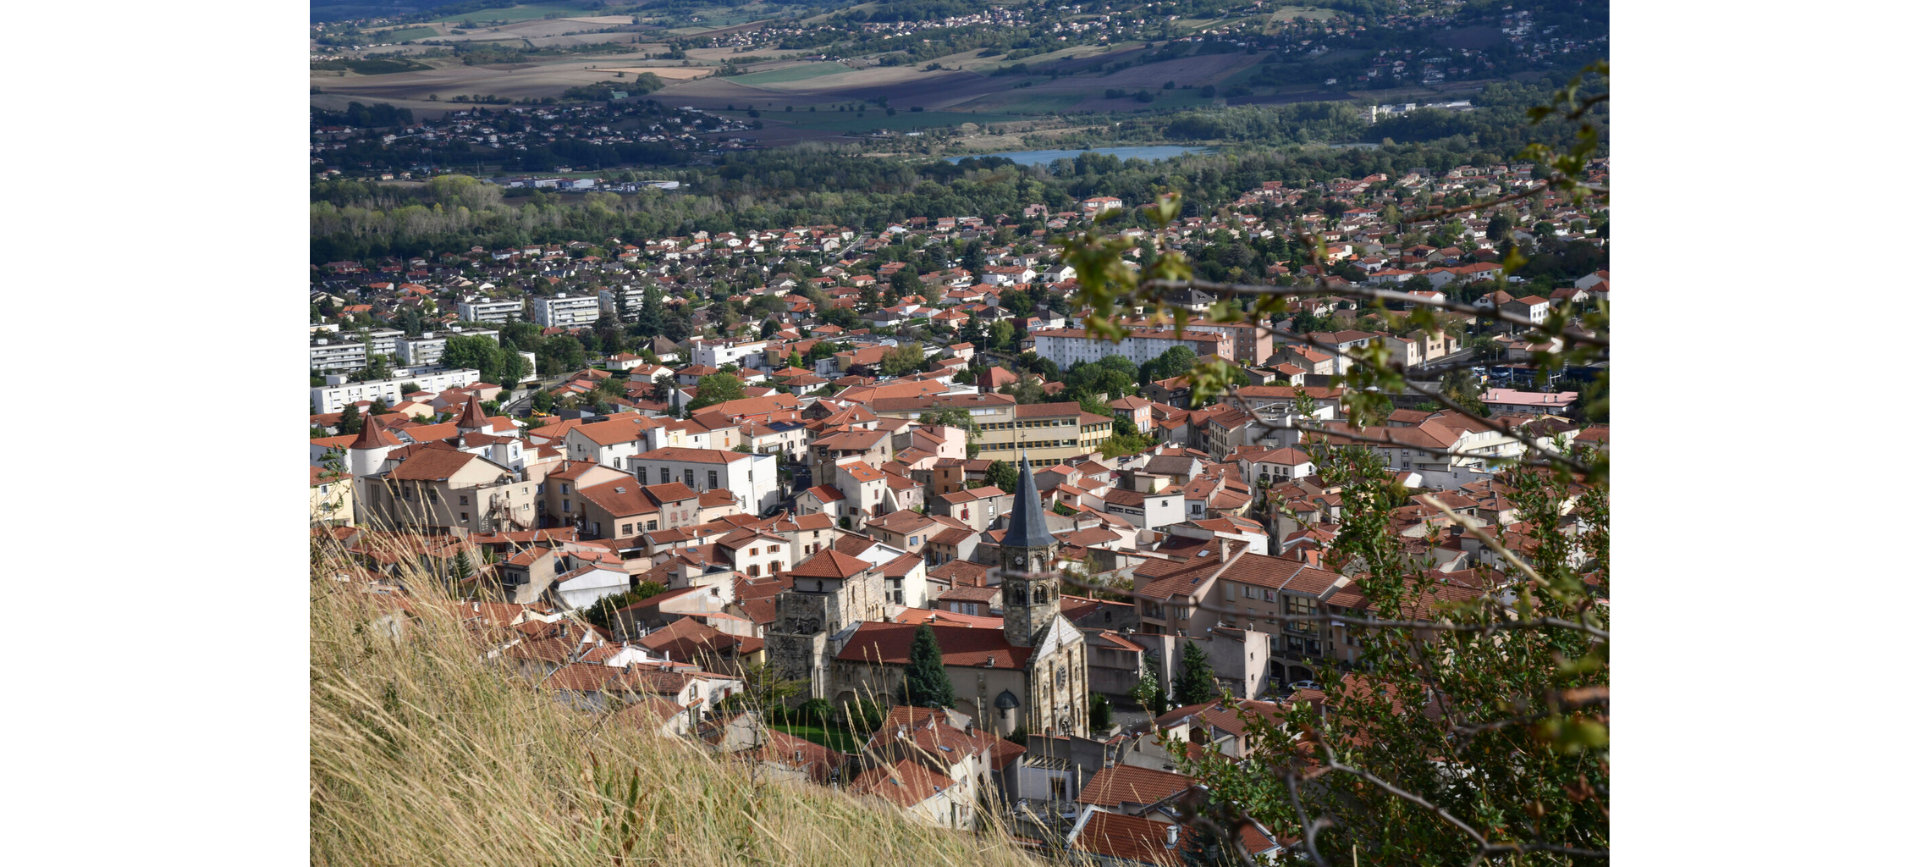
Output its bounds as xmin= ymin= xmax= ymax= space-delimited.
xmin=768 ymin=456 xmax=1088 ymax=738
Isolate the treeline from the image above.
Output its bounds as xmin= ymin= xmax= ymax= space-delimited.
xmin=311 ymin=134 xmax=1596 ymax=264
xmin=313 ymin=102 xmax=414 ymax=128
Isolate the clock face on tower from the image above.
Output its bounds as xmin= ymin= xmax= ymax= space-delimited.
xmin=1013 ymin=553 xmax=1026 ymax=567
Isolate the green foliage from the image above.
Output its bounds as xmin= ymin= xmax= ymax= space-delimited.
xmin=686 ymin=373 xmax=746 ymax=412
xmin=443 ymin=335 xmax=528 ymax=386
xmin=339 ymin=403 xmax=363 ymax=435
xmin=1172 ymin=640 xmax=1217 ymax=706
xmin=902 ymin=624 xmax=956 ymax=708
xmin=1088 ymin=693 xmax=1112 ymax=731
xmin=1130 ymin=656 xmax=1169 ymax=716
xmin=983 ymin=460 xmax=1018 ymax=493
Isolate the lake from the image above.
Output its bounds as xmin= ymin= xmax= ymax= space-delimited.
xmin=949 ymin=145 xmax=1213 ymax=166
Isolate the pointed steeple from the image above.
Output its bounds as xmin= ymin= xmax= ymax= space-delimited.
xmin=456 ymin=393 xmax=488 ymax=433
xmin=349 ymin=411 xmax=400 ymax=450
xmin=1001 ymin=452 xmax=1056 ymax=550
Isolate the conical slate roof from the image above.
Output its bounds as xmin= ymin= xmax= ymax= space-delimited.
xmin=1001 ymin=453 xmax=1056 ymax=551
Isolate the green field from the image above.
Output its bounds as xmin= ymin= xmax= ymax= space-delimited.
xmin=978 ymin=92 xmax=1086 ymax=114
xmin=728 ymin=62 xmax=853 ymax=87
xmin=771 ymin=722 xmax=860 ymax=751
xmin=433 ymin=3 xmax=609 ymax=23
xmin=380 ymin=26 xmax=441 ymax=41
xmin=312 ymin=58 xmax=433 ymax=75
xmin=1268 ymin=5 xmax=1339 ymax=25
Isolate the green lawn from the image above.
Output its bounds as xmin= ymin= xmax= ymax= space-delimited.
xmin=771 ymin=722 xmax=861 ymax=751
xmin=728 ymin=62 xmax=853 ymax=87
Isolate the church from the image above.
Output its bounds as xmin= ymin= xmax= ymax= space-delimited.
xmin=767 ymin=455 xmax=1089 ymax=738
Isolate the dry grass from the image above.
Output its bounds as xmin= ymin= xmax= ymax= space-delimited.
xmin=309 ymin=536 xmax=1042 ymax=867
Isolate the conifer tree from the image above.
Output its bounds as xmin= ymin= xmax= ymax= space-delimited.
xmin=1173 ymin=640 xmax=1216 ymax=706
xmin=902 ymin=623 xmax=955 ymax=708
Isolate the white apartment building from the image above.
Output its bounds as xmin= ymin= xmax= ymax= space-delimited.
xmin=310 ymin=368 xmax=482 ymax=414
xmin=628 ymin=447 xmax=778 ymax=515
xmin=687 ymin=337 xmax=770 ymax=371
xmin=365 ymin=329 xmax=405 ymax=358
xmin=1030 ymin=327 xmax=1232 ymax=368
xmin=395 ymin=328 xmax=500 ymax=366
xmin=599 ymin=286 xmax=646 ymax=321
xmin=309 ymin=339 xmax=367 ymax=373
xmin=458 ymin=298 xmax=524 ymax=323
xmin=532 ymin=294 xmax=601 ymax=328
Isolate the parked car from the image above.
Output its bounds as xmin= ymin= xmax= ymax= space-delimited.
xmin=1287 ymin=680 xmax=1320 ymax=693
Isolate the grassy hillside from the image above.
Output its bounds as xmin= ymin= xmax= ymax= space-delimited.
xmin=309 ymin=540 xmax=1040 ymax=867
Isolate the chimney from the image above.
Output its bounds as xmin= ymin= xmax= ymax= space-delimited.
xmin=1165 ymin=826 xmax=1181 ymax=849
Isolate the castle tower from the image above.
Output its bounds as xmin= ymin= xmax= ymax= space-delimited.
xmin=455 ymin=393 xmax=488 ymax=435
xmin=1000 ymin=454 xmax=1060 ymax=648
xmin=346 ymin=413 xmax=400 ymax=478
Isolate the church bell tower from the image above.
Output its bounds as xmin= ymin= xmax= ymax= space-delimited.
xmin=1000 ymin=454 xmax=1060 ymax=648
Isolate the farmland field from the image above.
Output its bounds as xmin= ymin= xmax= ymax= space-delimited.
xmin=957 ymin=91 xmax=1086 ymax=114
xmin=727 ymin=63 xmax=854 ymax=87
xmin=313 ymin=58 xmax=433 ymax=75
xmin=598 ymin=66 xmax=715 ymax=80
xmin=378 ymin=26 xmax=442 ymax=41
xmin=433 ymin=3 xmax=614 ymax=23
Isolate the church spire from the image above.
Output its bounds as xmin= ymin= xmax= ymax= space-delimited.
xmin=1001 ymin=452 xmax=1056 ymax=550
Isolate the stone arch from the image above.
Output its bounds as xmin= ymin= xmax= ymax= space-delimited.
xmin=1286 ymin=665 xmax=1314 ymax=685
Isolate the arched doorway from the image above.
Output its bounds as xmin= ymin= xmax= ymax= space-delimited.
xmin=1286 ymin=665 xmax=1314 ymax=685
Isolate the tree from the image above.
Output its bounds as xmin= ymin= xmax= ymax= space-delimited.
xmin=451 ymin=550 xmax=473 ymax=581
xmin=901 ymin=623 xmax=956 ymax=708
xmin=1440 ymin=367 xmax=1489 ymax=416
xmin=537 ymin=335 xmax=585 ymax=376
xmin=988 ymin=320 xmax=1016 ymax=352
xmin=635 ymin=285 xmax=665 ymax=337
xmin=1139 ymin=345 xmax=1197 ymax=385
xmin=686 ymin=373 xmax=745 ymax=412
xmin=983 ymin=460 xmax=1018 ymax=493
xmin=879 ymin=342 xmax=924 ymax=377
xmin=1130 ymin=656 xmax=1169 ymax=716
xmin=1089 ymin=693 xmax=1112 ymax=731
xmin=338 ymin=403 xmax=363 ymax=435
xmin=1172 ymin=640 xmax=1216 ymax=706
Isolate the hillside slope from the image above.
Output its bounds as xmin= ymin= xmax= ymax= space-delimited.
xmin=309 ymin=547 xmax=1040 ymax=867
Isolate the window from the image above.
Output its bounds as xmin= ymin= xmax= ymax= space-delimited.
xmin=561 ymin=484 xmax=570 ymax=495
xmin=621 ymin=523 xmax=633 ymax=535
xmin=563 ymin=499 xmax=571 ymax=513
xmin=659 ymin=468 xmax=670 ymax=484
xmin=459 ymin=495 xmax=469 ymax=506
xmin=646 ymin=520 xmax=657 ymax=531
xmin=708 ymin=470 xmax=719 ymax=489
xmin=460 ymin=512 xmax=468 ymax=521
xmin=685 ymin=469 xmax=695 ymax=487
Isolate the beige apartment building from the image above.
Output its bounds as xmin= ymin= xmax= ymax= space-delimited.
xmin=868 ymin=393 xmax=1113 ymax=467
xmin=1132 ymin=547 xmax=1365 ymax=687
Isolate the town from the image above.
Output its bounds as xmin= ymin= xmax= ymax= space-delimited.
xmin=310 ymin=149 xmax=1608 ymax=862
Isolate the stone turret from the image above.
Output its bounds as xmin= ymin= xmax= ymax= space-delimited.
xmin=346 ymin=413 xmax=401 ymax=478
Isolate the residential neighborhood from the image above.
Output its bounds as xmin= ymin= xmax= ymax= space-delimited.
xmin=310 ymin=154 xmax=1607 ymax=863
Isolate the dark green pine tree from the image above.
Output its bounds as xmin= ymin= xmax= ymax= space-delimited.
xmin=338 ymin=403 xmax=362 ymax=435
xmin=902 ymin=623 xmax=956 ymax=708
xmin=1173 ymin=639 xmax=1217 ymax=706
